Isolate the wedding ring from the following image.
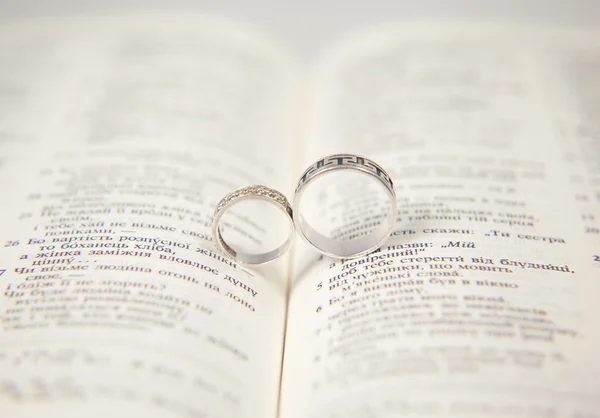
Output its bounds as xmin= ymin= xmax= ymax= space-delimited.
xmin=293 ymin=154 xmax=397 ymax=259
xmin=212 ymin=185 xmax=294 ymax=265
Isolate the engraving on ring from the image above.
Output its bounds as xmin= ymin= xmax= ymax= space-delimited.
xmin=296 ymin=154 xmax=394 ymax=192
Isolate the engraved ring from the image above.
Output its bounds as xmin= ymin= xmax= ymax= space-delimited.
xmin=212 ymin=185 xmax=294 ymax=265
xmin=293 ymin=154 xmax=397 ymax=259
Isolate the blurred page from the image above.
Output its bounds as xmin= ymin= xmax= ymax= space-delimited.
xmin=0 ymin=15 xmax=298 ymax=418
xmin=281 ymin=24 xmax=600 ymax=417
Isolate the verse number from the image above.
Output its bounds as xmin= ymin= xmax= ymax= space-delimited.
xmin=4 ymin=241 xmax=19 ymax=247
xmin=0 ymin=269 xmax=5 ymax=276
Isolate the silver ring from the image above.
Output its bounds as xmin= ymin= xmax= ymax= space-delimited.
xmin=293 ymin=154 xmax=397 ymax=259
xmin=212 ymin=185 xmax=294 ymax=265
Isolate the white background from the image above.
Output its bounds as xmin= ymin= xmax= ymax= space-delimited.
xmin=1 ymin=0 xmax=599 ymax=62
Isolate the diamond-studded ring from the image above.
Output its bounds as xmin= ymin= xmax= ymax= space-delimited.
xmin=212 ymin=185 xmax=294 ymax=265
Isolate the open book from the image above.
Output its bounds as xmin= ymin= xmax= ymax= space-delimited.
xmin=1 ymin=15 xmax=599 ymax=418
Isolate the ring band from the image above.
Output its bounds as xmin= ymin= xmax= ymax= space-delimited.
xmin=212 ymin=185 xmax=294 ymax=265
xmin=293 ymin=154 xmax=397 ymax=259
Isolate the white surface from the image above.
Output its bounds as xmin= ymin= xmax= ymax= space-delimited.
xmin=1 ymin=0 xmax=599 ymax=61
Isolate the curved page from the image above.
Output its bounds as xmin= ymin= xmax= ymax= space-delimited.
xmin=281 ymin=25 xmax=600 ymax=417
xmin=0 ymin=16 xmax=298 ymax=418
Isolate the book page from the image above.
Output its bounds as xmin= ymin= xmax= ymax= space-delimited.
xmin=280 ymin=26 xmax=600 ymax=417
xmin=0 ymin=16 xmax=298 ymax=418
